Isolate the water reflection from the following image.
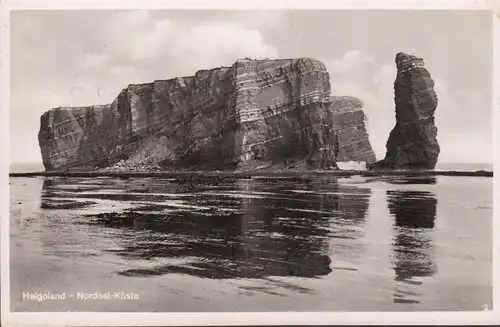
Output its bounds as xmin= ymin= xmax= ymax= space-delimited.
xmin=391 ymin=176 xmax=437 ymax=185
xmin=387 ymin=189 xmax=437 ymax=304
xmin=12 ymin=174 xmax=492 ymax=311
xmin=39 ymin=176 xmax=371 ymax=281
xmin=378 ymin=176 xmax=437 ymax=186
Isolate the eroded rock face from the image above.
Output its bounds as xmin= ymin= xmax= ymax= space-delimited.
xmin=39 ymin=58 xmax=376 ymax=172
xmin=369 ymin=52 xmax=439 ymax=170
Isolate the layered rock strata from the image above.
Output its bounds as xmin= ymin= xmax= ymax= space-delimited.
xmin=39 ymin=58 xmax=376 ymax=172
xmin=369 ymin=52 xmax=439 ymax=170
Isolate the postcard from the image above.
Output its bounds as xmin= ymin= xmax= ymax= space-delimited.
xmin=2 ymin=0 xmax=499 ymax=325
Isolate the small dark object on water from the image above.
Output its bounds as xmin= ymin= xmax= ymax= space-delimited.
xmin=130 ymin=188 xmax=149 ymax=193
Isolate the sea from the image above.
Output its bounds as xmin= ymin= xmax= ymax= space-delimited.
xmin=9 ymin=162 xmax=493 ymax=312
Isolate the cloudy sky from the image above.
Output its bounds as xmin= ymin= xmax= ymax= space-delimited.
xmin=11 ymin=9 xmax=493 ymax=165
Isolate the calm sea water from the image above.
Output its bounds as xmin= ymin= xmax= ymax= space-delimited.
xmin=10 ymin=173 xmax=492 ymax=312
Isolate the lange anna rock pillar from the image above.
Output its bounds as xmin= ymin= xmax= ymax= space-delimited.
xmin=370 ymin=52 xmax=440 ymax=170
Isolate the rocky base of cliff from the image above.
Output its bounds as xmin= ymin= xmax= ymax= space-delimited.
xmin=99 ymin=156 xmax=343 ymax=173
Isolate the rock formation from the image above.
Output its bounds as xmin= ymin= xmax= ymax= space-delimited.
xmin=38 ymin=58 xmax=376 ymax=172
xmin=369 ymin=52 xmax=439 ymax=170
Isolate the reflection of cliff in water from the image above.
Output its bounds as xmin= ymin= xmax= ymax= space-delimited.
xmin=387 ymin=189 xmax=437 ymax=303
xmin=45 ymin=176 xmax=373 ymax=280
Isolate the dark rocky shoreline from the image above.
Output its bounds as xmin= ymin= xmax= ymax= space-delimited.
xmin=9 ymin=169 xmax=493 ymax=178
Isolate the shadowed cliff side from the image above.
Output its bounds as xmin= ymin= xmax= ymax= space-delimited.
xmin=369 ymin=52 xmax=440 ymax=170
xmin=38 ymin=58 xmax=376 ymax=172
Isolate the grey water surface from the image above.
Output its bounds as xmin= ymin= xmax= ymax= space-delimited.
xmin=10 ymin=174 xmax=492 ymax=312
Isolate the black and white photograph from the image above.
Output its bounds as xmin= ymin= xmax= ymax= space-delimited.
xmin=3 ymin=1 xmax=499 ymax=325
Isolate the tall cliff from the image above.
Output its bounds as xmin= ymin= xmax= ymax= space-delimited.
xmin=369 ymin=52 xmax=439 ymax=170
xmin=39 ymin=58 xmax=376 ymax=172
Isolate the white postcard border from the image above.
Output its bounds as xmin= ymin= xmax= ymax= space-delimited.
xmin=1 ymin=0 xmax=498 ymax=326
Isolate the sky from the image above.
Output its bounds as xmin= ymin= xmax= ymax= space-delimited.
xmin=10 ymin=9 xmax=493 ymax=165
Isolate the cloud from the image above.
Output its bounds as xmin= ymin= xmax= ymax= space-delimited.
xmin=328 ymin=50 xmax=375 ymax=75
xmin=79 ymin=11 xmax=279 ymax=83
xmin=175 ymin=22 xmax=277 ymax=59
xmin=90 ymin=10 xmax=279 ymax=68
xmin=101 ymin=12 xmax=176 ymax=60
xmin=372 ymin=64 xmax=396 ymax=89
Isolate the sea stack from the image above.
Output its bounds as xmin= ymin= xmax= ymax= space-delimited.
xmin=369 ymin=52 xmax=440 ymax=170
xmin=38 ymin=58 xmax=376 ymax=172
